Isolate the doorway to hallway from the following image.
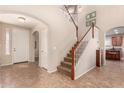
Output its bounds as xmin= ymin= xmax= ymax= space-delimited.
xmin=32 ymin=31 xmax=39 ymax=65
xmin=105 ymin=26 xmax=124 ymax=62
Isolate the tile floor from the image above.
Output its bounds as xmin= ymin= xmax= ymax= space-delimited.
xmin=0 ymin=60 xmax=124 ymax=88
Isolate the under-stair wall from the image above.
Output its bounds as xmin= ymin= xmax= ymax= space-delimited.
xmin=75 ymin=28 xmax=99 ymax=79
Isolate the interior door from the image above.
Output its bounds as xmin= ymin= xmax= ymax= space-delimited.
xmin=12 ymin=28 xmax=29 ymax=63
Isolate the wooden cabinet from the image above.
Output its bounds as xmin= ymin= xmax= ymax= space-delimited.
xmin=112 ymin=36 xmax=123 ymax=46
xmin=96 ymin=50 xmax=100 ymax=67
xmin=106 ymin=49 xmax=121 ymax=60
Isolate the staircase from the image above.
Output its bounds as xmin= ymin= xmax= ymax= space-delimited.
xmin=57 ymin=42 xmax=79 ymax=77
xmin=57 ymin=6 xmax=95 ymax=79
xmin=57 ymin=40 xmax=89 ymax=77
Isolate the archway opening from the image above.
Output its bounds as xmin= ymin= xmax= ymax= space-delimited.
xmin=32 ymin=31 xmax=39 ymax=65
xmin=105 ymin=26 xmax=124 ymax=63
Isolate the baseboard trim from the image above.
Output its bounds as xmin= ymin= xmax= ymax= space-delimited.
xmin=47 ymin=68 xmax=57 ymax=73
xmin=0 ymin=63 xmax=13 ymax=66
xmin=121 ymin=57 xmax=124 ymax=61
xmin=14 ymin=61 xmax=28 ymax=64
xmin=75 ymin=65 xmax=96 ymax=80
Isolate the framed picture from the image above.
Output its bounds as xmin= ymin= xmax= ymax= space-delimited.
xmin=86 ymin=14 xmax=90 ymax=20
xmin=90 ymin=19 xmax=96 ymax=25
xmin=90 ymin=11 xmax=96 ymax=18
xmin=86 ymin=19 xmax=96 ymax=27
xmin=86 ymin=11 xmax=96 ymax=27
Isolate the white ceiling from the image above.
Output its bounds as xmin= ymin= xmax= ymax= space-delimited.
xmin=106 ymin=26 xmax=124 ymax=37
xmin=0 ymin=14 xmax=41 ymax=29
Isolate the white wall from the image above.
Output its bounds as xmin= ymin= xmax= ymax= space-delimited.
xmin=75 ymin=28 xmax=99 ymax=79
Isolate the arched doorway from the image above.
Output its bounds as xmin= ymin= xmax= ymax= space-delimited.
xmin=105 ymin=26 xmax=124 ymax=62
xmin=32 ymin=31 xmax=39 ymax=65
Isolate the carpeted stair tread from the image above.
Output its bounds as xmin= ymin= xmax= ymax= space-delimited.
xmin=57 ymin=65 xmax=71 ymax=76
xmin=64 ymin=57 xmax=72 ymax=62
xmin=61 ymin=61 xmax=72 ymax=68
xmin=58 ymin=65 xmax=71 ymax=72
xmin=57 ymin=42 xmax=79 ymax=78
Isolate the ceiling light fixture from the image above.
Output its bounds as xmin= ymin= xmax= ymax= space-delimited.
xmin=18 ymin=17 xmax=26 ymax=23
xmin=114 ymin=29 xmax=119 ymax=34
xmin=115 ymin=31 xmax=119 ymax=34
xmin=114 ymin=29 xmax=118 ymax=32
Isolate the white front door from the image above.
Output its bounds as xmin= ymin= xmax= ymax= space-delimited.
xmin=12 ymin=28 xmax=29 ymax=63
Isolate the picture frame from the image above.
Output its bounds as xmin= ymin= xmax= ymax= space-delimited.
xmin=86 ymin=19 xmax=96 ymax=27
xmin=90 ymin=11 xmax=96 ymax=18
xmin=86 ymin=11 xmax=96 ymax=27
xmin=86 ymin=14 xmax=90 ymax=20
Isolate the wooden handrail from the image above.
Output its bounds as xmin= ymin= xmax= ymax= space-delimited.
xmin=79 ymin=26 xmax=92 ymax=44
xmin=64 ymin=5 xmax=79 ymax=41
xmin=75 ymin=23 xmax=94 ymax=49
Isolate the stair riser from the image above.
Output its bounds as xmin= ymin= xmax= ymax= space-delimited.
xmin=67 ymin=54 xmax=72 ymax=57
xmin=57 ymin=42 xmax=79 ymax=78
xmin=61 ymin=62 xmax=72 ymax=69
xmin=57 ymin=67 xmax=71 ymax=77
xmin=64 ymin=58 xmax=72 ymax=62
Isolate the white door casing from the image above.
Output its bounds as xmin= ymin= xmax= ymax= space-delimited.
xmin=32 ymin=29 xmax=48 ymax=69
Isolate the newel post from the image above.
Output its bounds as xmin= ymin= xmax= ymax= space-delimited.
xmin=71 ymin=47 xmax=75 ymax=80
